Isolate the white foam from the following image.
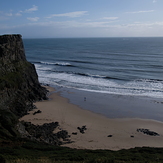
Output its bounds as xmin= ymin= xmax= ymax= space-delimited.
xmin=36 ymin=68 xmax=163 ymax=98
xmin=40 ymin=61 xmax=71 ymax=66
xmin=35 ymin=64 xmax=52 ymax=71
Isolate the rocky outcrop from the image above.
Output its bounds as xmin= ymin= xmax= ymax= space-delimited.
xmin=77 ymin=125 xmax=87 ymax=134
xmin=0 ymin=34 xmax=71 ymax=146
xmin=18 ymin=121 xmax=71 ymax=145
xmin=0 ymin=34 xmax=48 ymax=117
xmin=137 ymin=128 xmax=160 ymax=136
xmin=0 ymin=34 xmax=49 ymax=141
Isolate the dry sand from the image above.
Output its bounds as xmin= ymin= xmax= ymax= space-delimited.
xmin=20 ymin=86 xmax=163 ymax=150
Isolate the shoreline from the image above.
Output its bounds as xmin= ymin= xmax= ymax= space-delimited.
xmin=58 ymin=86 xmax=163 ymax=121
xmin=20 ymin=86 xmax=163 ymax=150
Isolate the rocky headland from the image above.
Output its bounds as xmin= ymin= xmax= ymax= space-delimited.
xmin=0 ymin=34 xmax=70 ymax=145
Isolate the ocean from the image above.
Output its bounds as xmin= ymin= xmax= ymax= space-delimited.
xmin=23 ymin=37 xmax=163 ymax=99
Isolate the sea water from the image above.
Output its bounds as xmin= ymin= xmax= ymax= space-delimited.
xmin=23 ymin=37 xmax=163 ymax=99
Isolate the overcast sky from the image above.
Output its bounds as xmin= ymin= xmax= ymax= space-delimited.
xmin=1 ymin=0 xmax=163 ymax=38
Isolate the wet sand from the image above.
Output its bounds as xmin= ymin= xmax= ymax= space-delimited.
xmin=20 ymin=86 xmax=163 ymax=150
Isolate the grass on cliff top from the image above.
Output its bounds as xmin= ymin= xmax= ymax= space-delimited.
xmin=0 ymin=139 xmax=163 ymax=163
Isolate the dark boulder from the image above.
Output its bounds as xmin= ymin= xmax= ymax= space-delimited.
xmin=107 ymin=135 xmax=113 ymax=137
xmin=77 ymin=125 xmax=87 ymax=134
xmin=33 ymin=110 xmax=42 ymax=115
xmin=137 ymin=128 xmax=160 ymax=136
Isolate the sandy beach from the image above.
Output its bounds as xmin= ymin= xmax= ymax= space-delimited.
xmin=20 ymin=86 xmax=163 ymax=150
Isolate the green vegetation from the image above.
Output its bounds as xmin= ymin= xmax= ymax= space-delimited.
xmin=0 ymin=139 xmax=163 ymax=163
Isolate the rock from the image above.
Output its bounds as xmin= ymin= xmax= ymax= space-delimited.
xmin=72 ymin=132 xmax=77 ymax=135
xmin=107 ymin=135 xmax=113 ymax=137
xmin=77 ymin=125 xmax=87 ymax=134
xmin=20 ymin=121 xmax=71 ymax=145
xmin=82 ymin=125 xmax=87 ymax=130
xmin=137 ymin=128 xmax=160 ymax=136
xmin=33 ymin=110 xmax=42 ymax=115
xmin=56 ymin=130 xmax=70 ymax=140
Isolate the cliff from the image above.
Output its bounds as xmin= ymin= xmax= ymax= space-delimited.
xmin=0 ymin=34 xmax=48 ymax=140
xmin=0 ymin=34 xmax=70 ymax=145
xmin=0 ymin=34 xmax=47 ymax=117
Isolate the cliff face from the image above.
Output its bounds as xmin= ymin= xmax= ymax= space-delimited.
xmin=0 ymin=34 xmax=47 ymax=117
xmin=0 ymin=35 xmax=71 ymax=144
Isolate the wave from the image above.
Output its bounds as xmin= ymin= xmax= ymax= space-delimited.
xmin=135 ymin=79 xmax=163 ymax=82
xmin=70 ymin=60 xmax=94 ymax=64
xmin=49 ymin=70 xmax=124 ymax=81
xmin=38 ymin=73 xmax=163 ymax=98
xmin=34 ymin=61 xmax=75 ymax=67
xmin=35 ymin=63 xmax=163 ymax=84
xmin=34 ymin=64 xmax=163 ymax=98
xmin=76 ymin=73 xmax=125 ymax=81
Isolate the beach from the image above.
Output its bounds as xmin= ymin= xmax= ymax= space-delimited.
xmin=20 ymin=86 xmax=163 ymax=150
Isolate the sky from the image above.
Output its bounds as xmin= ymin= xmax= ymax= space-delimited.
xmin=1 ymin=0 xmax=163 ymax=38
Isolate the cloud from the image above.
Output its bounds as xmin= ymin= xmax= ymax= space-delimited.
xmin=26 ymin=20 xmax=119 ymax=29
xmin=29 ymin=20 xmax=163 ymax=30
xmin=27 ymin=17 xmax=39 ymax=21
xmin=3 ymin=19 xmax=163 ymax=38
xmin=5 ymin=13 xmax=13 ymax=17
xmin=15 ymin=12 xmax=22 ymax=16
xmin=153 ymin=0 xmax=157 ymax=3
xmin=126 ymin=10 xmax=154 ymax=14
xmin=0 ymin=11 xmax=13 ymax=20
xmin=102 ymin=17 xmax=118 ymax=20
xmin=25 ymin=5 xmax=38 ymax=13
xmin=47 ymin=11 xmax=88 ymax=18
xmin=3 ymin=5 xmax=38 ymax=18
